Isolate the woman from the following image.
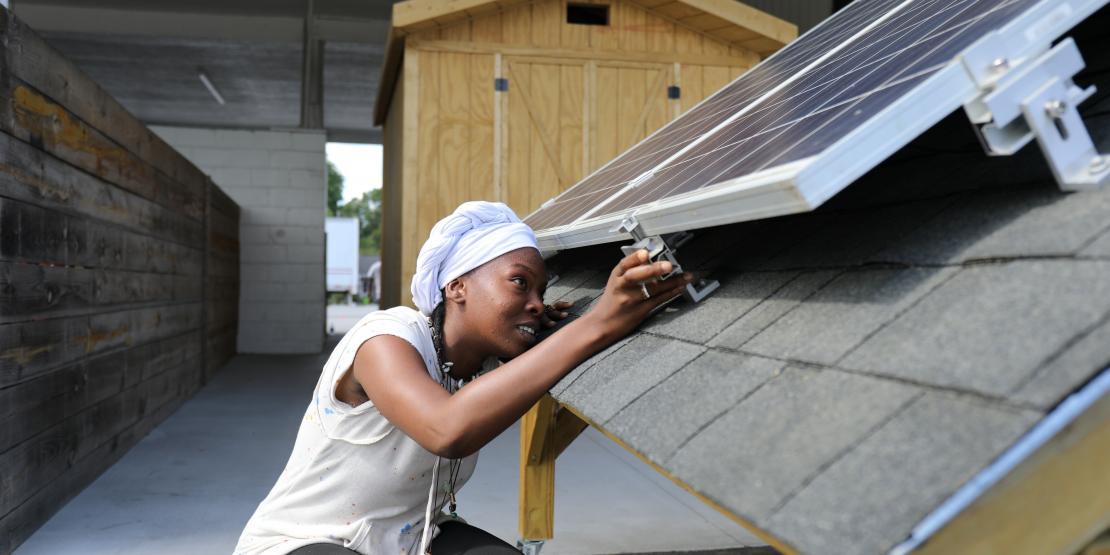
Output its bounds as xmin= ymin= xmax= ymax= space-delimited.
xmin=234 ymin=202 xmax=691 ymax=555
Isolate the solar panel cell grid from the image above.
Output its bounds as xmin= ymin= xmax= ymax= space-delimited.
xmin=522 ymin=0 xmax=908 ymax=230
xmin=617 ymin=0 xmax=1036 ymax=212
xmin=524 ymin=0 xmax=1042 ymax=235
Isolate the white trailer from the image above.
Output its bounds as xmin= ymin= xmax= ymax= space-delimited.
xmin=325 ymin=217 xmax=360 ymax=297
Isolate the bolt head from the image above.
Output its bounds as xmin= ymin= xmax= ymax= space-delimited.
xmin=1044 ymin=99 xmax=1067 ymax=119
xmin=990 ymin=58 xmax=1009 ymax=71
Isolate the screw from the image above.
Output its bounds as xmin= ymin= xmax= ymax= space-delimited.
xmin=1044 ymin=99 xmax=1067 ymax=119
xmin=1091 ymin=155 xmax=1108 ymax=174
xmin=990 ymin=58 xmax=1009 ymax=72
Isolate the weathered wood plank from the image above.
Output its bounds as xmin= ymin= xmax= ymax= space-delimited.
xmin=0 ymin=389 xmax=187 ymax=554
xmin=0 ymin=81 xmax=205 ymax=222
xmin=0 ymin=303 xmax=203 ymax=388
xmin=0 ymin=354 xmax=200 ymax=528
xmin=0 ymin=132 xmax=205 ymax=249
xmin=0 ymin=195 xmax=204 ymax=278
xmin=0 ymin=10 xmax=211 ymax=205
xmin=0 ymin=331 xmax=202 ymax=454
xmin=0 ymin=260 xmax=203 ymax=324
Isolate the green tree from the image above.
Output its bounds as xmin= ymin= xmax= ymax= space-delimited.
xmin=326 ymin=161 xmax=344 ymax=216
xmin=336 ymin=187 xmax=382 ymax=255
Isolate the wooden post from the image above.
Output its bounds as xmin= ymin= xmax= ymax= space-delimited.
xmin=518 ymin=395 xmax=589 ymax=541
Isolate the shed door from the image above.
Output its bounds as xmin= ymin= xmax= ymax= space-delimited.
xmin=499 ymin=57 xmax=676 ymax=217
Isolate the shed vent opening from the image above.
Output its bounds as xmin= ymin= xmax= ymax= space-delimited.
xmin=567 ymin=3 xmax=609 ymax=26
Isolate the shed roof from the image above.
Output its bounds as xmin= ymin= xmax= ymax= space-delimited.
xmin=537 ymin=14 xmax=1110 ymax=552
xmin=373 ymin=0 xmax=797 ymax=124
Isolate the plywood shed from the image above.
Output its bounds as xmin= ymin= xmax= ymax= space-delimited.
xmin=373 ymin=0 xmax=798 ymax=308
xmin=0 ymin=7 xmax=240 ymax=550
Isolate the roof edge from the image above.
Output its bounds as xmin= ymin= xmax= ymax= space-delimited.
xmin=667 ymin=0 xmax=797 ymax=45
xmin=374 ymin=0 xmax=797 ymax=124
xmin=372 ymin=26 xmax=402 ymax=126
xmin=893 ymin=367 xmax=1110 ymax=555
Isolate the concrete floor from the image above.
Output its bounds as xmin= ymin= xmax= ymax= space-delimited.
xmin=16 ymin=329 xmax=764 ymax=555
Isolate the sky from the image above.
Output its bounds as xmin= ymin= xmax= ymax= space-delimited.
xmin=326 ymin=142 xmax=383 ymax=203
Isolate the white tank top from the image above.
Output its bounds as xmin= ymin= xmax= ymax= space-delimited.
xmin=234 ymin=307 xmax=479 ymax=555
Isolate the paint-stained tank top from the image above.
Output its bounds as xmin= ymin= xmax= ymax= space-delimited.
xmin=234 ymin=306 xmax=478 ymax=555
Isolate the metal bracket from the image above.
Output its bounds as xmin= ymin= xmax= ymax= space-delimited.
xmin=962 ymin=37 xmax=1108 ymax=191
xmin=516 ymin=539 xmax=544 ymax=555
xmin=614 ymin=216 xmax=719 ymax=304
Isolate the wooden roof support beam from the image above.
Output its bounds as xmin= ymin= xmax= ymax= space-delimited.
xmin=518 ymin=395 xmax=589 ymax=542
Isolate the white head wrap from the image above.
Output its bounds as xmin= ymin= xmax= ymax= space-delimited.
xmin=410 ymin=201 xmax=539 ymax=316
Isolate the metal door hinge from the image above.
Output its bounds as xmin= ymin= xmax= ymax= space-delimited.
xmin=962 ymin=37 xmax=1108 ymax=191
xmin=614 ymin=216 xmax=719 ymax=304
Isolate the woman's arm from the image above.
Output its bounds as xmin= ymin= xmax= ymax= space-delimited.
xmin=352 ymin=249 xmax=691 ymax=458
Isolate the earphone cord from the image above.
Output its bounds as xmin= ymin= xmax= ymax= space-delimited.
xmin=418 ymin=363 xmax=462 ymax=554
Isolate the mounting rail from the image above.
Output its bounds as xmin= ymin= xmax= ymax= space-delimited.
xmin=962 ymin=36 xmax=1108 ymax=190
xmin=615 ymin=216 xmax=719 ymax=304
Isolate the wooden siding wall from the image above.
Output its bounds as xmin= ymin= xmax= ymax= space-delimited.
xmin=381 ymin=0 xmax=754 ymax=306
xmin=416 ymin=0 xmax=760 ymax=60
xmin=0 ymin=8 xmax=239 ymax=552
xmin=381 ymin=75 xmax=406 ymax=309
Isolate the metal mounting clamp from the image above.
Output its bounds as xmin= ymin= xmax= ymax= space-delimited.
xmin=614 ymin=216 xmax=719 ymax=304
xmin=962 ymin=37 xmax=1108 ymax=191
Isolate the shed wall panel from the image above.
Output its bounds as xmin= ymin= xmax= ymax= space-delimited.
xmin=381 ymin=0 xmax=766 ymax=306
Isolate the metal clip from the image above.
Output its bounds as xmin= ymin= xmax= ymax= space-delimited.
xmin=516 ymin=539 xmax=544 ymax=555
xmin=614 ymin=216 xmax=719 ymax=304
xmin=962 ymin=38 xmax=1108 ymax=191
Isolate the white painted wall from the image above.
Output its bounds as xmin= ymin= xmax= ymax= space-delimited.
xmin=152 ymin=126 xmax=326 ymax=354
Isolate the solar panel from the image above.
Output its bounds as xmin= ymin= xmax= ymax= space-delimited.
xmin=526 ymin=0 xmax=1110 ymax=252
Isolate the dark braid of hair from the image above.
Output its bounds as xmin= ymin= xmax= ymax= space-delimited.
xmin=429 ymin=299 xmax=448 ymax=375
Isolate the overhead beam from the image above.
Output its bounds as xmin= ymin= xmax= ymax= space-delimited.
xmin=300 ymin=0 xmax=324 ymax=129
xmin=12 ymin=4 xmax=389 ymax=44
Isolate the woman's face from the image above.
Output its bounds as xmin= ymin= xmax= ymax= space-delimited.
xmin=453 ymin=247 xmax=547 ymax=360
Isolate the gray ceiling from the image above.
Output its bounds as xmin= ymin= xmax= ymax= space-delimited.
xmin=10 ymin=0 xmax=826 ymax=145
xmin=13 ymin=0 xmax=395 ymax=143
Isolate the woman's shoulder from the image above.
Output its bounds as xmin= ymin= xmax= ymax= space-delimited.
xmin=359 ymin=305 xmax=428 ymax=326
xmin=349 ymin=306 xmax=433 ymax=347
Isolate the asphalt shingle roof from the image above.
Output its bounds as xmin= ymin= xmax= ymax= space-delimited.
xmin=539 ymin=15 xmax=1110 ymax=553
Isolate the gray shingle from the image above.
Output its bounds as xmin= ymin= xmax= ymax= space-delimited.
xmin=758 ymin=199 xmax=953 ymax=271
xmin=543 ymin=269 xmax=597 ymax=305
xmin=1011 ymin=316 xmax=1110 ymax=408
xmin=742 ymin=267 xmax=957 ymax=365
xmin=644 ymin=272 xmax=798 ymax=344
xmin=668 ymin=368 xmax=919 ymax=522
xmin=768 ymin=393 xmax=1040 ymax=555
xmin=1081 ymin=226 xmax=1110 ymax=257
xmin=708 ymin=271 xmax=837 ymax=350
xmin=564 ymin=271 xmax=610 ymax=315
xmin=605 ymin=350 xmax=784 ymax=464
xmin=842 ymin=260 xmax=1110 ymax=398
xmin=874 ymin=187 xmax=1110 ymax=265
xmin=558 ymin=335 xmax=705 ymax=423
xmin=549 ymin=334 xmax=634 ymax=397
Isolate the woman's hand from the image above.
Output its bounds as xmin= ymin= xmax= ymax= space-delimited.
xmin=541 ymin=300 xmax=575 ymax=328
xmin=581 ymin=249 xmax=692 ymax=342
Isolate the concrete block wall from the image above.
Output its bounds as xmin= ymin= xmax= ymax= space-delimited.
xmin=152 ymin=126 xmax=326 ymax=354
